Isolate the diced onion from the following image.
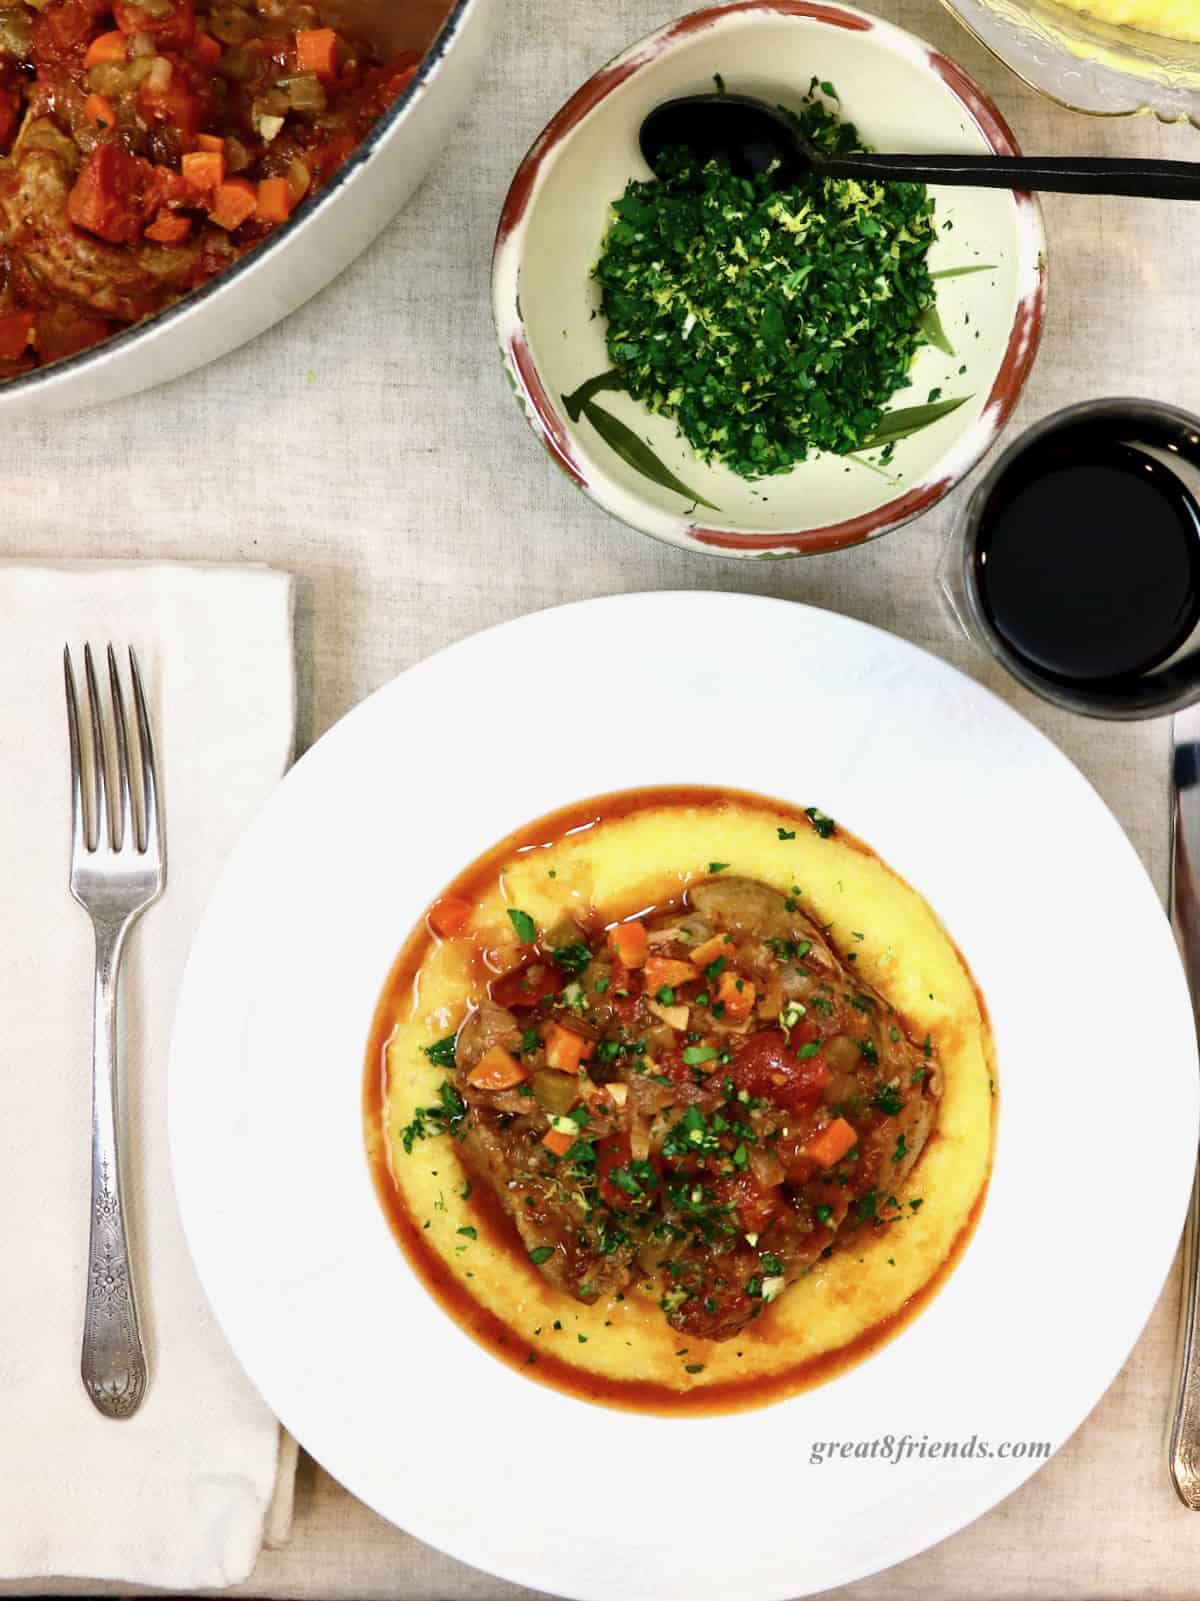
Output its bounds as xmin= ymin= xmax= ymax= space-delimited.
xmin=286 ymin=157 xmax=311 ymax=202
xmin=254 ymin=112 xmax=284 ymax=143
xmin=130 ymin=30 xmax=155 ymax=56
xmin=146 ymin=55 xmax=173 ymax=91
xmin=275 ymin=71 xmax=325 ymax=113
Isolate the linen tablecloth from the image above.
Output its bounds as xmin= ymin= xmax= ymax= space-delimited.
xmin=0 ymin=0 xmax=1194 ymax=1595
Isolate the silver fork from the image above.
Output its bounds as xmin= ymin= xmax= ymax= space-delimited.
xmin=64 ymin=644 xmax=165 ymax=1419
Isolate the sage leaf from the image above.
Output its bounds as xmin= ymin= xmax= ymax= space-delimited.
xmin=930 ymin=263 xmax=997 ymax=280
xmin=562 ymin=369 xmax=626 ymax=422
xmin=581 ymin=400 xmax=721 ymax=511
xmin=918 ymin=302 xmax=955 ymax=357
xmin=850 ymin=394 xmax=971 ymax=453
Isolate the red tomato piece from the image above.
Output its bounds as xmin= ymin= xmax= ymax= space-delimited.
xmin=490 ymin=961 xmax=565 ymax=1010
xmin=113 ymin=0 xmax=195 ymax=50
xmin=67 ymin=144 xmax=155 ymax=244
xmin=34 ymin=0 xmax=112 ymax=68
xmin=728 ymin=1028 xmax=829 ymax=1112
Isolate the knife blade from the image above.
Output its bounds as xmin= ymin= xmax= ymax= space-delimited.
xmin=1168 ymin=704 xmax=1200 ymax=1507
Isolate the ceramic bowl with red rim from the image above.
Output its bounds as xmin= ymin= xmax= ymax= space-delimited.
xmin=492 ymin=0 xmax=1046 ymax=559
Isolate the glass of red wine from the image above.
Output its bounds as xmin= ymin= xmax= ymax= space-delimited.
xmin=941 ymin=399 xmax=1200 ymax=719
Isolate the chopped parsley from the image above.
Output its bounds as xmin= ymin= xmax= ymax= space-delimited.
xmin=777 ymin=827 xmax=797 ymax=840
xmin=708 ymin=861 xmax=731 ymax=873
xmin=552 ymin=940 xmax=593 ymax=975
xmin=870 ymin=1083 xmax=905 ymax=1116
xmin=593 ymin=91 xmax=939 ymax=477
xmin=528 ymin=1245 xmax=555 ymax=1266
xmin=422 ymin=1034 xmax=457 ymax=1070
xmin=507 ymin=908 xmax=537 ymax=943
xmin=456 ymin=1225 xmax=477 ymax=1240
xmin=805 ymin=807 xmax=836 ymax=839
xmin=682 ymin=1045 xmax=718 ymax=1066
xmin=399 ymin=1081 xmax=468 ymax=1153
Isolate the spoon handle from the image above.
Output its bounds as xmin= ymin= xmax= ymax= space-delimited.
xmin=818 ymin=151 xmax=1200 ymax=200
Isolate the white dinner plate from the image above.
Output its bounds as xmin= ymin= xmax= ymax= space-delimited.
xmin=170 ymin=593 xmax=1198 ymax=1601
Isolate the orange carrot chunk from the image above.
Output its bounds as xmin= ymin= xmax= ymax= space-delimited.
xmin=84 ymin=30 xmax=127 ymax=67
xmin=255 ymin=176 xmax=293 ymax=223
xmin=181 ymin=148 xmax=223 ymax=192
xmin=644 ymin=955 xmax=699 ymax=992
xmin=541 ymin=1127 xmax=574 ymax=1157
xmin=83 ymin=93 xmax=116 ymax=128
xmin=208 ymin=176 xmax=257 ymax=230
xmin=716 ymin=969 xmax=756 ymax=1021
xmin=295 ymin=26 xmax=338 ymax=80
xmin=144 ymin=207 xmax=191 ymax=244
xmin=195 ymin=132 xmax=225 ymax=153
xmin=608 ymin=920 xmax=648 ymax=969
xmin=803 ymin=1117 xmax=858 ymax=1169
xmin=467 ymin=1046 xmax=528 ymax=1092
xmin=427 ymin=895 xmax=472 ymax=939
xmin=689 ymin=933 xmax=733 ymax=967
xmin=544 ymin=1022 xmax=593 ymax=1075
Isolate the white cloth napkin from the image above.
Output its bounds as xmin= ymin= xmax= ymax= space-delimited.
xmin=0 ymin=560 xmax=298 ymax=1589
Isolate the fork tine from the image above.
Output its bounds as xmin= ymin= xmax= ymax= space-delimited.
xmin=83 ymin=643 xmax=109 ymax=852
xmin=106 ymin=644 xmax=134 ymax=852
xmin=128 ymin=647 xmax=158 ymax=855
xmin=63 ymin=646 xmax=86 ymax=857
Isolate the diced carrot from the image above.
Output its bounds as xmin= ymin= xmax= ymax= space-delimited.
xmin=195 ymin=131 xmax=224 ymax=153
xmin=690 ymin=933 xmax=733 ymax=968
xmin=427 ymin=895 xmax=472 ymax=939
xmin=181 ymin=148 xmax=223 ymax=192
xmin=84 ymin=30 xmax=128 ymax=67
xmin=608 ymin=920 xmax=647 ymax=969
xmin=144 ymin=207 xmax=191 ymax=244
xmin=541 ymin=1127 xmax=574 ymax=1157
xmin=467 ymin=1045 xmax=527 ymax=1092
xmin=544 ymin=1022 xmax=593 ymax=1075
xmin=803 ymin=1117 xmax=858 ymax=1169
xmin=208 ymin=175 xmax=256 ymax=230
xmin=0 ymin=310 xmax=34 ymax=361
xmin=295 ymin=26 xmax=338 ymax=80
xmin=83 ymin=93 xmax=116 ymax=129
xmin=716 ymin=970 xmax=757 ymax=1021
xmin=644 ymin=955 xmax=698 ymax=992
xmin=255 ymin=175 xmax=292 ymax=223
xmin=191 ymin=29 xmax=221 ymax=69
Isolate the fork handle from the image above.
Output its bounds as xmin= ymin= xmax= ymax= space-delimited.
xmin=81 ymin=924 xmax=148 ymax=1419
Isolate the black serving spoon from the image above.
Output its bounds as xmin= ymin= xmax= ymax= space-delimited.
xmin=640 ymin=92 xmax=1200 ymax=200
